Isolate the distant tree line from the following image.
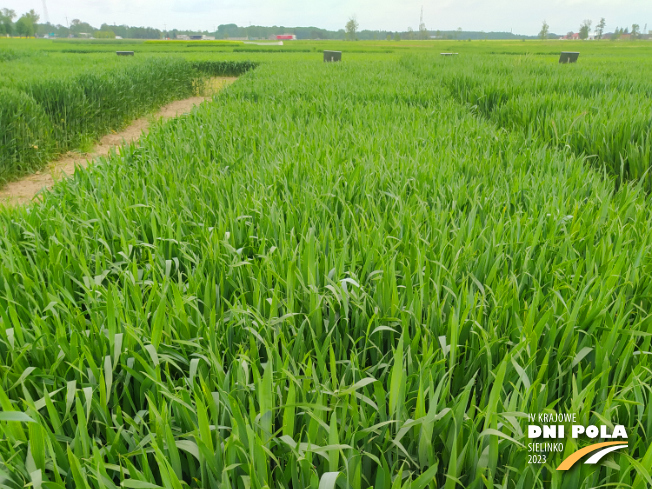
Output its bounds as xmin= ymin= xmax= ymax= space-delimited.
xmin=210 ymin=23 xmax=536 ymax=41
xmin=432 ymin=30 xmax=534 ymax=40
xmin=539 ymin=17 xmax=648 ymax=40
xmin=32 ymin=21 xmax=164 ymax=39
xmin=0 ymin=8 xmax=167 ymax=39
xmin=1 ymin=8 xmax=40 ymax=37
xmin=11 ymin=8 xmax=647 ymax=42
xmin=0 ymin=7 xmax=541 ymax=41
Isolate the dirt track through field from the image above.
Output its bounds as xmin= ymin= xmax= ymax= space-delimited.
xmin=0 ymin=77 xmax=237 ymax=206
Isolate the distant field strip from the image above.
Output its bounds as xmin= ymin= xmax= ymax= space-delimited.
xmin=1 ymin=58 xmax=652 ymax=488
xmin=0 ymin=78 xmax=237 ymax=205
xmin=0 ymin=57 xmax=256 ymax=186
xmin=402 ymin=54 xmax=652 ymax=191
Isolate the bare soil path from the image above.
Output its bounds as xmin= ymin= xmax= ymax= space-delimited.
xmin=0 ymin=77 xmax=237 ymax=206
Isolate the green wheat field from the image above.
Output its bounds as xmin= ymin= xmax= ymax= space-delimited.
xmin=1 ymin=38 xmax=652 ymax=488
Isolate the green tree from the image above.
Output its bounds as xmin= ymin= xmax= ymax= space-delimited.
xmin=69 ymin=18 xmax=97 ymax=37
xmin=95 ymin=30 xmax=116 ymax=39
xmin=539 ymin=20 xmax=549 ymax=39
xmin=579 ymin=19 xmax=592 ymax=39
xmin=394 ymin=32 xmax=401 ymax=41
xmin=0 ymin=8 xmax=16 ymax=36
xmin=631 ymin=24 xmax=640 ymax=40
xmin=101 ymin=24 xmax=129 ymax=38
xmin=345 ymin=16 xmax=358 ymax=40
xmin=595 ymin=18 xmax=606 ymax=39
xmin=418 ymin=17 xmax=428 ymax=40
xmin=25 ymin=9 xmax=39 ymax=26
xmin=14 ymin=11 xmax=38 ymax=38
xmin=15 ymin=16 xmax=34 ymax=37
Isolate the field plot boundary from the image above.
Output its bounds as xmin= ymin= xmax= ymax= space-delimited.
xmin=0 ymin=77 xmax=237 ymax=206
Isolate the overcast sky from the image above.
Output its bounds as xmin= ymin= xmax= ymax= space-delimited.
xmin=5 ymin=0 xmax=651 ymax=35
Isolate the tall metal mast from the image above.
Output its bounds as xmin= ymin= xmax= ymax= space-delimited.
xmin=41 ymin=0 xmax=50 ymax=24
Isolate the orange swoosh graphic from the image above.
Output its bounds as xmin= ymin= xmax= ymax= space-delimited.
xmin=557 ymin=442 xmax=627 ymax=470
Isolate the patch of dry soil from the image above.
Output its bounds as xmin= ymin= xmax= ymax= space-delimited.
xmin=0 ymin=77 xmax=237 ymax=206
